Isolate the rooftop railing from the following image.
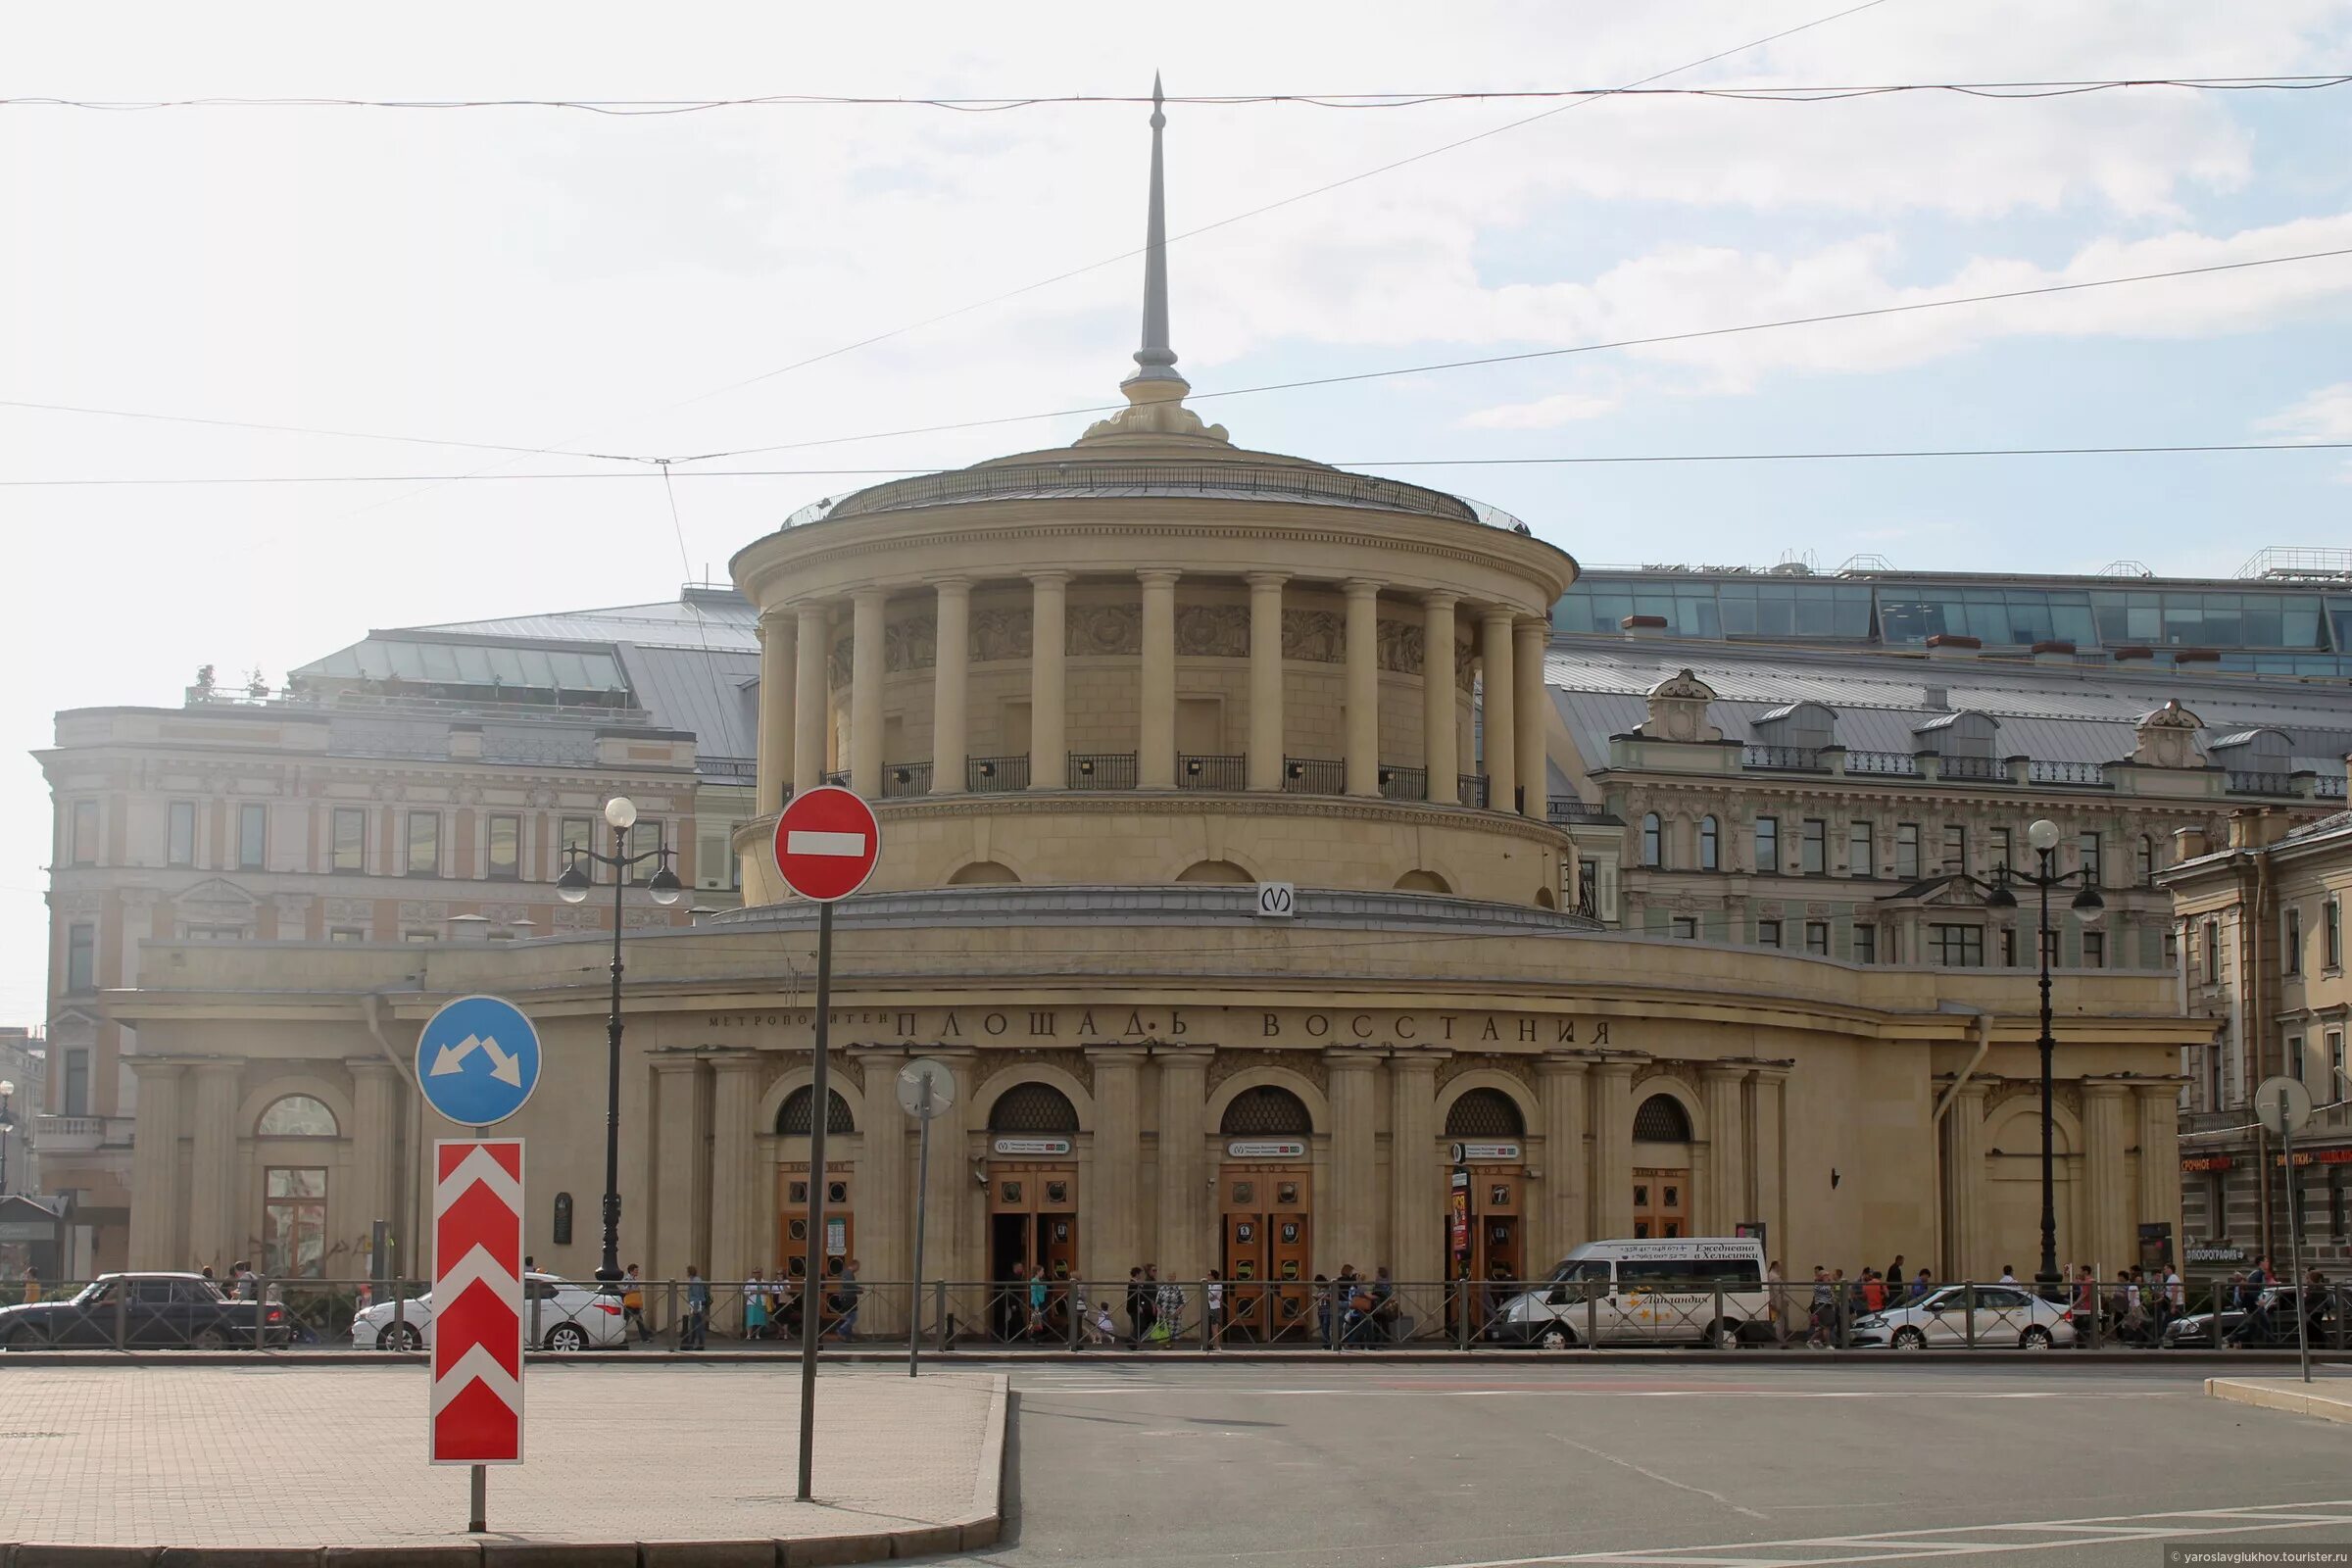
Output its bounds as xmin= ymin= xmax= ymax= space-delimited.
xmin=1742 ymin=744 xmax=1826 ymax=772
xmin=1843 ymin=750 xmax=1920 ymax=776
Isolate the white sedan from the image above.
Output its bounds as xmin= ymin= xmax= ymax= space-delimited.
xmin=1850 ymin=1284 xmax=2077 ymax=1349
xmin=351 ymin=1273 xmax=627 ymax=1351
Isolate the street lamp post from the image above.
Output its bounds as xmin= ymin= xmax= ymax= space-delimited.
xmin=554 ymin=796 xmax=683 ymax=1283
xmin=1983 ymin=816 xmax=2104 ymax=1291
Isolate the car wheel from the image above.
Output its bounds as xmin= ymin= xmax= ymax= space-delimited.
xmin=2019 ymin=1326 xmax=2054 ymax=1349
xmin=545 ymin=1324 xmax=589 ymax=1352
xmin=382 ymin=1324 xmax=422 ymax=1351
xmin=2 ymin=1324 xmax=46 ymax=1351
xmin=191 ymin=1326 xmax=229 ymax=1351
xmin=1709 ymin=1319 xmax=1741 ymax=1350
xmin=1890 ymin=1326 xmax=1928 ymax=1349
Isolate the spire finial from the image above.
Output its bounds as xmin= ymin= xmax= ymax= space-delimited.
xmin=1125 ymin=72 xmax=1182 ymax=389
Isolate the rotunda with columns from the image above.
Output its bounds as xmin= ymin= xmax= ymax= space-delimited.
xmin=103 ymin=94 xmax=2196 ymax=1334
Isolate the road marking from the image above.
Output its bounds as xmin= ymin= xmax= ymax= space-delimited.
xmin=1410 ymin=1497 xmax=2352 ymax=1568
xmin=1545 ymin=1431 xmax=1767 ymax=1521
xmin=785 ymin=829 xmax=867 ymax=857
xmin=1030 ymin=1385 xmax=2177 ymax=1399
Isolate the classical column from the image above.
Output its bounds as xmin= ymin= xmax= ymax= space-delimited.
xmin=1538 ymin=1054 xmax=1590 ymax=1259
xmin=1479 ymin=609 xmax=1517 ymax=810
xmin=1589 ymin=1060 xmax=1636 ymax=1240
xmin=2136 ymin=1082 xmax=2183 ymax=1260
xmin=706 ymin=1053 xmax=762 ymax=1287
xmin=1423 ymin=593 xmax=1459 ymax=805
xmin=1246 ymin=573 xmax=1287 ymax=791
xmin=349 ymin=1059 xmax=401 ymax=1250
xmin=850 ymin=588 xmax=887 ymax=797
xmin=1138 ymin=568 xmax=1180 ymax=788
xmin=651 ymin=1057 xmax=707 ymax=1284
xmin=792 ymin=603 xmax=828 ymax=796
xmin=931 ymin=579 xmax=971 ymax=796
xmin=187 ymin=1059 xmax=240 ymax=1272
xmin=1324 ymin=1052 xmax=1380 ymax=1273
xmin=2082 ymin=1080 xmax=2131 ymax=1274
xmin=853 ymin=1049 xmax=909 ymax=1329
xmin=1091 ymin=1049 xmax=1146 ymax=1280
xmin=1702 ymin=1063 xmax=1746 ymax=1235
xmin=1154 ymin=1046 xmax=1211 ymax=1285
xmin=1514 ymin=615 xmax=1548 ymax=817
xmin=1028 ymin=573 xmax=1068 ymax=791
xmin=1343 ymin=579 xmax=1382 ymax=798
xmin=1752 ymin=1067 xmax=1788 ymax=1264
xmin=127 ymin=1060 xmax=183 ymax=1269
xmin=1388 ymin=1053 xmax=1445 ymax=1282
xmin=755 ymin=609 xmax=795 ymax=813
xmin=1941 ymin=1079 xmax=1988 ymax=1283
xmin=919 ymin=1050 xmax=981 ymax=1287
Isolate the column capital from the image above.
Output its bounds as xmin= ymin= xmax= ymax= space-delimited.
xmin=1386 ymin=1048 xmax=1449 ymax=1073
xmin=1422 ymin=589 xmax=1460 ymax=611
xmin=1137 ymin=566 xmax=1183 ymax=587
xmin=349 ymin=1057 xmax=401 ymax=1081
xmin=933 ymin=576 xmax=973 ymax=596
xmin=1591 ymin=1056 xmax=1642 ymax=1081
xmin=758 ymin=604 xmax=792 ymax=626
xmin=2082 ymin=1078 xmax=2133 ymax=1101
xmin=1342 ymin=577 xmax=1382 ymax=599
xmin=792 ymin=598 xmax=831 ymax=622
xmin=1701 ymin=1060 xmax=1749 ymax=1084
xmin=648 ymin=1054 xmax=703 ymax=1076
xmin=1323 ymin=1047 xmax=1383 ymax=1072
xmin=1026 ymin=569 xmax=1070 ymax=587
xmin=129 ymin=1057 xmax=185 ymax=1083
xmin=706 ymin=1049 xmax=765 ymax=1073
xmin=1244 ymin=571 xmax=1290 ymax=590
xmin=1478 ymin=605 xmax=1517 ymax=628
xmin=193 ymin=1057 xmax=243 ymax=1079
xmin=1091 ymin=1046 xmax=1151 ymax=1068
xmin=850 ymin=585 xmax=889 ymax=606
xmin=1538 ymin=1050 xmax=1595 ymax=1074
xmin=1150 ymin=1042 xmax=1210 ymax=1066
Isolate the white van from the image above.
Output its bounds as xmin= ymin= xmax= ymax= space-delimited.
xmin=1492 ymin=1237 xmax=1768 ymax=1348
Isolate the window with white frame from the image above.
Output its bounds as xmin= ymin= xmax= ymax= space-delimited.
xmin=167 ymin=801 xmax=196 ymax=867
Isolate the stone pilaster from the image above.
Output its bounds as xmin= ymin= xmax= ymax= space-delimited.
xmin=187 ymin=1060 xmax=240 ymax=1272
xmin=931 ymin=580 xmax=971 ymax=796
xmin=1753 ymin=1067 xmax=1788 ymax=1263
xmin=348 ymin=1059 xmax=401 ymax=1258
xmin=1246 ymin=575 xmax=1287 ymax=792
xmin=756 ymin=610 xmax=795 ymax=813
xmin=1590 ymin=1060 xmax=1637 ymax=1241
xmin=1028 ymin=573 xmax=1068 ymax=792
xmin=1344 ymin=579 xmax=1382 ymax=798
xmin=851 ymin=1048 xmax=908 ymax=1331
xmin=1514 ymin=615 xmax=1547 ymax=817
xmin=2082 ymin=1080 xmax=2131 ymax=1273
xmin=2136 ymin=1082 xmax=2183 ymax=1264
xmin=850 ymin=588 xmax=886 ymax=797
xmin=1324 ymin=1051 xmax=1380 ymax=1274
xmin=706 ymin=1052 xmax=763 ymax=1286
xmin=1423 ymin=592 xmax=1459 ymax=805
xmin=650 ymin=1057 xmax=707 ymax=1284
xmin=127 ymin=1060 xmax=183 ymax=1269
xmin=1537 ymin=1053 xmax=1590 ymax=1260
xmin=1940 ymin=1079 xmax=1988 ymax=1282
xmin=1138 ymin=569 xmax=1180 ymax=789
xmin=1154 ymin=1046 xmax=1210 ymax=1284
xmin=1702 ymin=1063 xmax=1746 ymax=1234
xmin=1479 ymin=609 xmax=1516 ymax=810
xmin=792 ymin=603 xmax=828 ymax=795
xmin=1090 ymin=1049 xmax=1146 ymax=1278
xmin=1389 ymin=1052 xmax=1446 ymax=1283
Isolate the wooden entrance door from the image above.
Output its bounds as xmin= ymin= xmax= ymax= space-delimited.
xmin=777 ymin=1166 xmax=854 ymax=1334
xmin=1632 ymin=1168 xmax=1689 ymax=1240
xmin=989 ymin=1163 xmax=1077 ymax=1338
xmin=1221 ymin=1166 xmax=1311 ymax=1341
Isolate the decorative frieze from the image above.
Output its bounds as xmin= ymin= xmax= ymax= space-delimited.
xmin=884 ymin=613 xmax=938 ymax=673
xmin=968 ymin=1046 xmax=1094 ymax=1097
xmin=1174 ymin=605 xmax=1250 ymax=658
xmin=1206 ymin=1047 xmax=1328 ymax=1099
xmin=1436 ymin=1053 xmax=1536 ymax=1092
xmin=1068 ymin=604 xmax=1143 ymax=658
xmin=1283 ymin=609 xmax=1345 ymax=662
xmin=970 ymin=608 xmax=1034 ymax=662
xmin=1375 ymin=618 xmax=1424 ymax=675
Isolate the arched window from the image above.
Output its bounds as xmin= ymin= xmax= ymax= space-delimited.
xmin=1633 ymin=1093 xmax=1692 ymax=1143
xmin=776 ymin=1087 xmax=856 ymax=1136
xmin=947 ymin=859 xmax=1020 ymax=885
xmin=1220 ymin=1085 xmax=1312 ymax=1137
xmin=1445 ymin=1088 xmax=1525 ymax=1139
xmin=1175 ymin=859 xmax=1253 ymax=885
xmin=1641 ymin=813 xmax=1663 ymax=868
xmin=988 ymin=1081 xmax=1080 ymax=1135
xmin=257 ymin=1095 xmax=338 ymax=1138
xmin=1698 ymin=815 xmax=1719 ymax=871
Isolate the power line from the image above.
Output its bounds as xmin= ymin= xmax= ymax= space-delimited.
xmin=9 ymin=441 xmax=2351 ymax=488
xmin=5 ymin=75 xmax=2343 ymax=113
xmin=0 ymin=397 xmax=649 ymax=462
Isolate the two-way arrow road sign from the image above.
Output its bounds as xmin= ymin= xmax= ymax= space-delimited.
xmin=429 ymin=1034 xmax=525 ymax=1088
xmin=416 ymin=996 xmax=542 ymax=1127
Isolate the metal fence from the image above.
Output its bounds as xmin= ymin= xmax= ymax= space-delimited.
xmin=1066 ymin=753 xmax=1136 ymax=790
xmin=881 ymin=761 xmax=932 ymax=798
xmin=966 ymin=755 xmax=1029 ymax=792
xmin=1282 ymin=757 xmax=1344 ymax=795
xmin=1178 ymin=754 xmax=1247 ymax=791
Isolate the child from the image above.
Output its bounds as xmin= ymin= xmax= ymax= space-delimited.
xmin=1087 ymin=1300 xmax=1114 ymax=1347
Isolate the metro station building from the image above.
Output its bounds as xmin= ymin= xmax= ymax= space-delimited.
xmin=88 ymin=110 xmax=2233 ymax=1314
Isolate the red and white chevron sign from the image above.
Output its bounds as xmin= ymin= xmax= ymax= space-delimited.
xmin=430 ymin=1139 xmax=524 ymax=1464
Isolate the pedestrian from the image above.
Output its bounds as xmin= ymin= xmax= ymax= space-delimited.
xmin=1807 ymin=1266 xmax=1833 ymax=1348
xmin=22 ymin=1265 xmax=39 ymax=1305
xmin=1998 ymin=1264 xmax=2018 ymax=1285
xmin=1884 ymin=1254 xmax=1906 ymax=1296
xmin=1154 ymin=1271 xmax=1184 ymax=1347
xmin=1861 ymin=1269 xmax=1886 ymax=1314
xmin=744 ymin=1267 xmax=769 ymax=1341
xmin=1370 ymin=1265 xmax=1398 ymax=1346
xmin=1334 ymin=1263 xmax=1365 ymax=1349
xmin=1205 ymin=1268 xmax=1225 ymax=1350
xmin=831 ymin=1258 xmax=863 ymax=1341
xmin=2071 ymin=1265 xmax=2097 ymax=1348
xmin=622 ymin=1263 xmax=650 ymax=1343
xmin=1766 ymin=1260 xmax=1787 ymax=1346
xmin=524 ymin=1255 xmax=537 ymax=1275
xmin=232 ymin=1259 xmax=258 ymax=1300
xmin=1910 ymin=1267 xmax=1935 ymax=1304
xmin=681 ymin=1266 xmax=710 ymax=1350
xmin=1085 ymin=1299 xmax=1114 ymax=1348
xmin=1125 ymin=1266 xmax=1148 ymax=1347
xmin=2164 ymin=1263 xmax=2185 ymax=1317
xmin=1312 ymin=1273 xmax=1333 ymax=1347
xmin=1026 ymin=1263 xmax=1050 ymax=1341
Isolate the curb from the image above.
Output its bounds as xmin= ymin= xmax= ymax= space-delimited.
xmin=0 ymin=1373 xmax=1010 ymax=1568
xmin=6 ymin=1347 xmax=2349 ymax=1368
xmin=2206 ymin=1375 xmax=2352 ymax=1424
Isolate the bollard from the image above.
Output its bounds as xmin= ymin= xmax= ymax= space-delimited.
xmin=255 ymin=1276 xmax=270 ymax=1351
xmin=666 ymin=1279 xmax=679 ymax=1350
xmin=1712 ymin=1284 xmax=1726 ymax=1350
xmin=393 ymin=1283 xmax=406 ymax=1351
xmin=1456 ymin=1281 xmax=1470 ymax=1351
xmin=529 ymin=1283 xmax=542 ymax=1354
xmin=1964 ymin=1283 xmax=1977 ymax=1350
xmin=114 ymin=1280 xmax=127 ymax=1349
xmin=935 ymin=1280 xmax=950 ymax=1352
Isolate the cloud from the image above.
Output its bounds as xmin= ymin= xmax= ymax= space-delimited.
xmin=2259 ymin=382 xmax=2352 ymax=441
xmin=1458 ymin=392 xmax=1619 ymax=429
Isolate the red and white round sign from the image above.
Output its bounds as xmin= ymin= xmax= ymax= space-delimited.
xmin=771 ymin=785 xmax=882 ymax=903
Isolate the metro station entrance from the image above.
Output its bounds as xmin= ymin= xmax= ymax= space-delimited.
xmin=986 ymin=1081 xmax=1083 ymax=1340
xmin=1443 ymin=1089 xmax=1528 ymax=1336
xmin=774 ymin=1085 xmax=858 ymax=1333
xmin=1631 ymin=1092 xmax=1695 ymax=1241
xmin=1218 ymin=1086 xmax=1317 ymax=1342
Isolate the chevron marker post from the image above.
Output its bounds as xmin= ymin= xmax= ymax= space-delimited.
xmin=431 ymin=1140 xmax=524 ymax=1470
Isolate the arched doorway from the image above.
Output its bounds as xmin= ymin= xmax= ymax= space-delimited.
xmin=775 ymin=1086 xmax=858 ymax=1316
xmin=1631 ymin=1092 xmax=1693 ymax=1240
xmin=1444 ymin=1088 xmax=1529 ymax=1319
xmin=1219 ymin=1085 xmax=1315 ymax=1342
xmin=987 ymin=1081 xmax=1080 ymax=1338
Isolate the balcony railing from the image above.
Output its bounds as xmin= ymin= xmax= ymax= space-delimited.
xmin=2029 ymin=760 xmax=2108 ymax=787
xmin=1458 ymin=773 xmax=1491 ymax=808
xmin=1937 ymin=755 xmax=2003 ymax=782
xmin=1284 ymin=757 xmax=1344 ymax=795
xmin=1068 ymin=753 xmax=1137 ymax=790
xmin=1742 ymin=745 xmax=1825 ymax=772
xmin=1844 ymin=750 xmax=1919 ymax=776
xmin=1378 ymin=764 xmax=1427 ymax=803
xmin=1178 ymin=754 xmax=1247 ymax=791
xmin=34 ymin=1115 xmax=131 ymax=1153
xmin=2318 ymin=774 xmax=2349 ymax=800
xmin=2228 ymin=771 xmax=2293 ymax=797
xmin=881 ymin=761 xmax=932 ymax=799
xmin=821 ymin=769 xmax=851 ymax=789
xmin=967 ymin=756 xmax=1029 ymax=792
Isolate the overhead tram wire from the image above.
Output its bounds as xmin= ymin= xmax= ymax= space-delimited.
xmin=6 ymin=75 xmax=2345 ymax=112
xmin=0 ymin=397 xmax=650 ymax=463
xmin=10 ymin=441 xmax=2352 ymax=488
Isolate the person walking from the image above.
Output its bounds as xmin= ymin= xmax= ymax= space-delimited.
xmin=1998 ymin=1264 xmax=2018 ymax=1285
xmin=681 ymin=1267 xmax=710 ymax=1350
xmin=22 ymin=1265 xmax=38 ymax=1305
xmin=1025 ymin=1263 xmax=1050 ymax=1342
xmin=1204 ymin=1269 xmax=1225 ymax=1350
xmin=1884 ymin=1255 xmax=1906 ymax=1297
xmin=744 ymin=1267 xmax=769 ymax=1342
xmin=1154 ymin=1271 xmax=1185 ymax=1348
xmin=831 ymin=1258 xmax=863 ymax=1341
xmin=1861 ymin=1269 xmax=1886 ymax=1315
xmin=1910 ymin=1267 xmax=1936 ymax=1304
xmin=1124 ymin=1267 xmax=1148 ymax=1348
xmin=621 ymin=1264 xmax=650 ymax=1343
xmin=1766 ymin=1260 xmax=1787 ymax=1346
xmin=1806 ymin=1266 xmax=1834 ymax=1348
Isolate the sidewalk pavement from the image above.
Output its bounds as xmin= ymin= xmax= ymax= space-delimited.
xmin=2208 ymin=1375 xmax=2352 ymax=1424
xmin=0 ymin=1363 xmax=1004 ymax=1565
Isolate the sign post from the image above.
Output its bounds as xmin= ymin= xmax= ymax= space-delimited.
xmin=897 ymin=1058 xmax=956 ymax=1378
xmin=2257 ymin=1074 xmax=2316 ymax=1384
xmin=772 ymin=786 xmax=882 ymax=1502
xmin=416 ymin=995 xmax=543 ymax=1535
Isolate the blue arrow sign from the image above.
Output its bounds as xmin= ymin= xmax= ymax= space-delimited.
xmin=416 ymin=994 xmax=543 ymax=1128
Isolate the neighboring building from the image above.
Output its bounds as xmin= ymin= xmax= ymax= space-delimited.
xmin=0 ymin=1025 xmax=43 ymax=1198
xmin=33 ymin=591 xmax=753 ymax=1273
xmin=93 ymin=103 xmax=2202 ymax=1311
xmin=2161 ymin=808 xmax=2352 ymax=1265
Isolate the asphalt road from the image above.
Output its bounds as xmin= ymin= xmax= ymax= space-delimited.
xmin=937 ymin=1358 xmax=2352 ymax=1567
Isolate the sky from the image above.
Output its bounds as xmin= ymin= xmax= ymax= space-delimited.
xmin=3 ymin=1 xmax=2351 ymax=1021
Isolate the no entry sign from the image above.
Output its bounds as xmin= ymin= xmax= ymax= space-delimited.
xmin=431 ymin=1140 xmax=524 ymax=1465
xmin=772 ymin=785 xmax=881 ymax=902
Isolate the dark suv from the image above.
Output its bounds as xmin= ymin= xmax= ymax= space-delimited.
xmin=0 ymin=1273 xmax=292 ymax=1349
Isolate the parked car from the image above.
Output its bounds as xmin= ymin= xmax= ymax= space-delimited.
xmin=1849 ymin=1284 xmax=2075 ymax=1348
xmin=0 ymin=1273 xmax=291 ymax=1350
xmin=351 ymin=1272 xmax=626 ymax=1351
xmin=2163 ymin=1288 xmax=2336 ymax=1348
